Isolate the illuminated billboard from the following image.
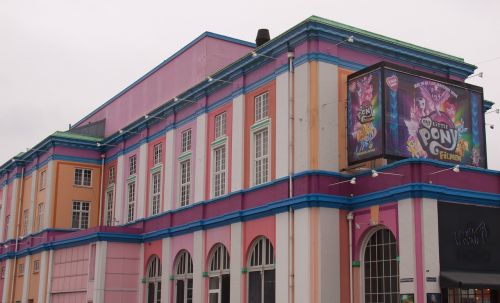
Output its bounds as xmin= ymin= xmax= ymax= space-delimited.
xmin=347 ymin=62 xmax=486 ymax=167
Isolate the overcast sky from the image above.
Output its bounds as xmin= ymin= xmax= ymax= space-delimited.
xmin=1 ymin=0 xmax=499 ymax=169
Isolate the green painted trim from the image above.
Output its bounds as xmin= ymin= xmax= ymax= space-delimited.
xmin=250 ymin=118 xmax=271 ymax=132
xmin=211 ymin=136 xmax=228 ymax=148
xmin=169 ymin=274 xmax=175 ymax=281
xmin=352 ymin=260 xmax=360 ymax=267
xmin=396 ymin=256 xmax=400 ymax=262
xmin=150 ymin=164 xmax=162 ymax=174
xmin=52 ymin=131 xmax=103 ymax=142
xmin=178 ymin=151 xmax=192 ymax=162
xmin=126 ymin=175 xmax=136 ymax=182
xmin=241 ymin=267 xmax=248 ymax=274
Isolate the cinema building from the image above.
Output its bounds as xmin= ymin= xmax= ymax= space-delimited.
xmin=0 ymin=16 xmax=499 ymax=303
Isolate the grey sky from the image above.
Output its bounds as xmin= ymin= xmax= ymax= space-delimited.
xmin=1 ymin=0 xmax=499 ymax=169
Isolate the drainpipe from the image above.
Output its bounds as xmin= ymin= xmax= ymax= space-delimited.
xmin=347 ymin=212 xmax=354 ymax=303
xmin=287 ymin=50 xmax=295 ymax=303
xmin=10 ymin=166 xmax=24 ymax=303
xmin=98 ymin=154 xmax=105 ymax=226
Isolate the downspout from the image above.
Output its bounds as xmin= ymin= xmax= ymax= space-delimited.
xmin=98 ymin=154 xmax=105 ymax=226
xmin=10 ymin=166 xmax=24 ymax=303
xmin=347 ymin=212 xmax=354 ymax=303
xmin=287 ymin=50 xmax=295 ymax=303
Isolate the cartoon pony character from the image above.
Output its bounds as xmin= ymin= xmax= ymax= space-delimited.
xmin=471 ymin=147 xmax=481 ymax=166
xmin=455 ymin=139 xmax=469 ymax=157
xmin=355 ymin=123 xmax=377 ymax=153
xmin=417 ymin=83 xmax=451 ymax=116
xmin=407 ymin=136 xmax=427 ymax=158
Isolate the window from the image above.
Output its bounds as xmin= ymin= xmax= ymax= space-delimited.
xmin=22 ymin=209 xmax=28 ymax=236
xmin=153 ymin=143 xmax=163 ymax=165
xmin=151 ymin=172 xmax=161 ymax=216
xmin=33 ymin=260 xmax=40 ymax=273
xmin=127 ymin=182 xmax=136 ymax=222
xmin=71 ymin=201 xmax=90 ymax=229
xmin=255 ymin=92 xmax=269 ymax=122
xmin=363 ymin=228 xmax=399 ymax=303
xmin=208 ymin=244 xmax=230 ymax=303
xmin=108 ymin=167 xmax=115 ymax=185
xmin=4 ymin=215 xmax=9 ymax=239
xmin=1 ymin=266 xmax=5 ymax=278
xmin=18 ymin=263 xmax=24 ymax=276
xmin=74 ymin=168 xmax=92 ymax=187
xmin=181 ymin=129 xmax=192 ymax=152
xmin=179 ymin=160 xmax=191 ymax=207
xmin=174 ymin=250 xmax=193 ymax=303
xmin=215 ymin=112 xmax=227 ymax=138
xmin=39 ymin=170 xmax=47 ymax=190
xmin=212 ymin=146 xmax=226 ymax=197
xmin=105 ymin=188 xmax=114 ymax=226
xmin=446 ymin=288 xmax=492 ymax=303
xmin=89 ymin=244 xmax=96 ymax=281
xmin=254 ymin=129 xmax=269 ymax=185
xmin=36 ymin=203 xmax=44 ymax=231
xmin=146 ymin=255 xmax=162 ymax=303
xmin=248 ymin=237 xmax=275 ymax=303
xmin=129 ymin=156 xmax=137 ymax=176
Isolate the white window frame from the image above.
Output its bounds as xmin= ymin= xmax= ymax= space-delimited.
xmin=181 ymin=129 xmax=192 ymax=152
xmin=22 ymin=209 xmax=28 ymax=236
xmin=250 ymin=120 xmax=271 ymax=186
xmin=150 ymin=169 xmax=162 ymax=216
xmin=214 ymin=112 xmax=227 ymax=139
xmin=179 ymin=158 xmax=191 ymax=207
xmin=146 ymin=255 xmax=162 ymax=303
xmin=211 ymin=140 xmax=227 ymax=198
xmin=208 ymin=244 xmax=230 ymax=303
xmin=18 ymin=263 xmax=24 ymax=276
xmin=39 ymin=170 xmax=47 ymax=190
xmin=127 ymin=180 xmax=136 ymax=223
xmin=153 ymin=143 xmax=163 ymax=165
xmin=33 ymin=259 xmax=40 ymax=273
xmin=129 ymin=155 xmax=137 ymax=176
xmin=108 ymin=167 xmax=115 ymax=185
xmin=254 ymin=92 xmax=269 ymax=122
xmin=105 ymin=186 xmax=115 ymax=226
xmin=174 ymin=250 xmax=193 ymax=303
xmin=247 ymin=237 xmax=275 ymax=303
xmin=71 ymin=200 xmax=90 ymax=229
xmin=74 ymin=168 xmax=92 ymax=187
xmin=36 ymin=202 xmax=44 ymax=231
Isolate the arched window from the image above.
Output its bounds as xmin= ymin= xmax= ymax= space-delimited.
xmin=174 ymin=250 xmax=193 ymax=303
xmin=146 ymin=255 xmax=161 ymax=303
xmin=208 ymin=244 xmax=230 ymax=303
xmin=248 ymin=237 xmax=275 ymax=303
xmin=363 ymin=228 xmax=399 ymax=303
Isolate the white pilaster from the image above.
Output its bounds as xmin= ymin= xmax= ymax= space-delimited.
xmin=161 ymin=238 xmax=171 ymax=303
xmin=318 ymin=62 xmax=339 ymax=171
xmin=93 ymin=241 xmax=108 ymax=303
xmin=193 ymin=230 xmax=205 ymax=303
xmin=294 ymin=208 xmax=311 ymax=302
xmin=422 ymin=198 xmax=441 ymax=293
xmin=37 ymin=251 xmax=49 ymax=303
xmin=398 ymin=199 xmax=417 ymax=294
xmin=231 ymin=95 xmax=244 ymax=192
xmin=164 ymin=130 xmax=175 ymax=211
xmin=318 ymin=208 xmax=340 ymax=303
xmin=44 ymin=161 xmax=55 ymax=229
xmin=21 ymin=255 xmax=31 ymax=303
xmin=7 ymin=179 xmax=19 ymax=240
xmin=115 ymin=155 xmax=124 ymax=224
xmin=275 ymin=72 xmax=290 ymax=179
xmin=194 ymin=114 xmax=207 ymax=203
xmin=2 ymin=259 xmax=13 ymax=303
xmin=230 ymin=222 xmax=243 ymax=303
xmin=294 ymin=63 xmax=310 ymax=173
xmin=27 ymin=171 xmax=38 ymax=234
xmin=275 ymin=212 xmax=290 ymax=303
xmin=45 ymin=250 xmax=54 ymax=303
xmin=137 ymin=144 xmax=148 ymax=219
xmin=0 ymin=185 xmax=8 ymax=242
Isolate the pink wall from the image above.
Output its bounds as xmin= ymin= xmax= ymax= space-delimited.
xmin=243 ymin=216 xmax=276 ymax=262
xmin=204 ymin=225 xmax=231 ymax=266
xmin=75 ymin=36 xmax=252 ymax=137
xmin=171 ymin=233 xmax=194 ymax=262
xmin=51 ymin=246 xmax=90 ymax=303
xmin=104 ymin=242 xmax=141 ymax=303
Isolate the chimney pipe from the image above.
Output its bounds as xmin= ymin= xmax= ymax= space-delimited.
xmin=255 ymin=29 xmax=270 ymax=47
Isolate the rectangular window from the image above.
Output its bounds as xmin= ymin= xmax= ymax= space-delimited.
xmin=105 ymin=189 xmax=114 ymax=226
xmin=18 ymin=263 xmax=24 ymax=276
xmin=215 ymin=112 xmax=227 ymax=138
xmin=127 ymin=182 xmax=136 ymax=222
xmin=254 ymin=129 xmax=269 ymax=185
xmin=1 ymin=266 xmax=5 ymax=278
xmin=129 ymin=156 xmax=137 ymax=176
xmin=181 ymin=129 xmax=192 ymax=152
xmin=33 ymin=260 xmax=40 ymax=273
xmin=151 ymin=172 xmax=161 ymax=215
xmin=180 ymin=159 xmax=191 ymax=206
xmin=22 ymin=209 xmax=28 ymax=236
xmin=4 ymin=215 xmax=9 ymax=239
xmin=89 ymin=244 xmax=96 ymax=281
xmin=39 ymin=170 xmax=47 ymax=190
xmin=153 ymin=143 xmax=163 ymax=165
xmin=108 ymin=167 xmax=115 ymax=185
xmin=37 ymin=203 xmax=44 ymax=231
xmin=74 ymin=168 xmax=92 ymax=187
xmin=71 ymin=201 xmax=90 ymax=229
xmin=213 ymin=146 xmax=226 ymax=197
xmin=255 ymin=92 xmax=269 ymax=122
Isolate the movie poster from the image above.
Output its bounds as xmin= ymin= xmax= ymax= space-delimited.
xmin=347 ymin=69 xmax=383 ymax=164
xmin=384 ymin=69 xmax=486 ymax=167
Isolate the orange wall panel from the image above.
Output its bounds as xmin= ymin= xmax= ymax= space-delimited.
xmin=29 ymin=253 xmax=41 ymax=303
